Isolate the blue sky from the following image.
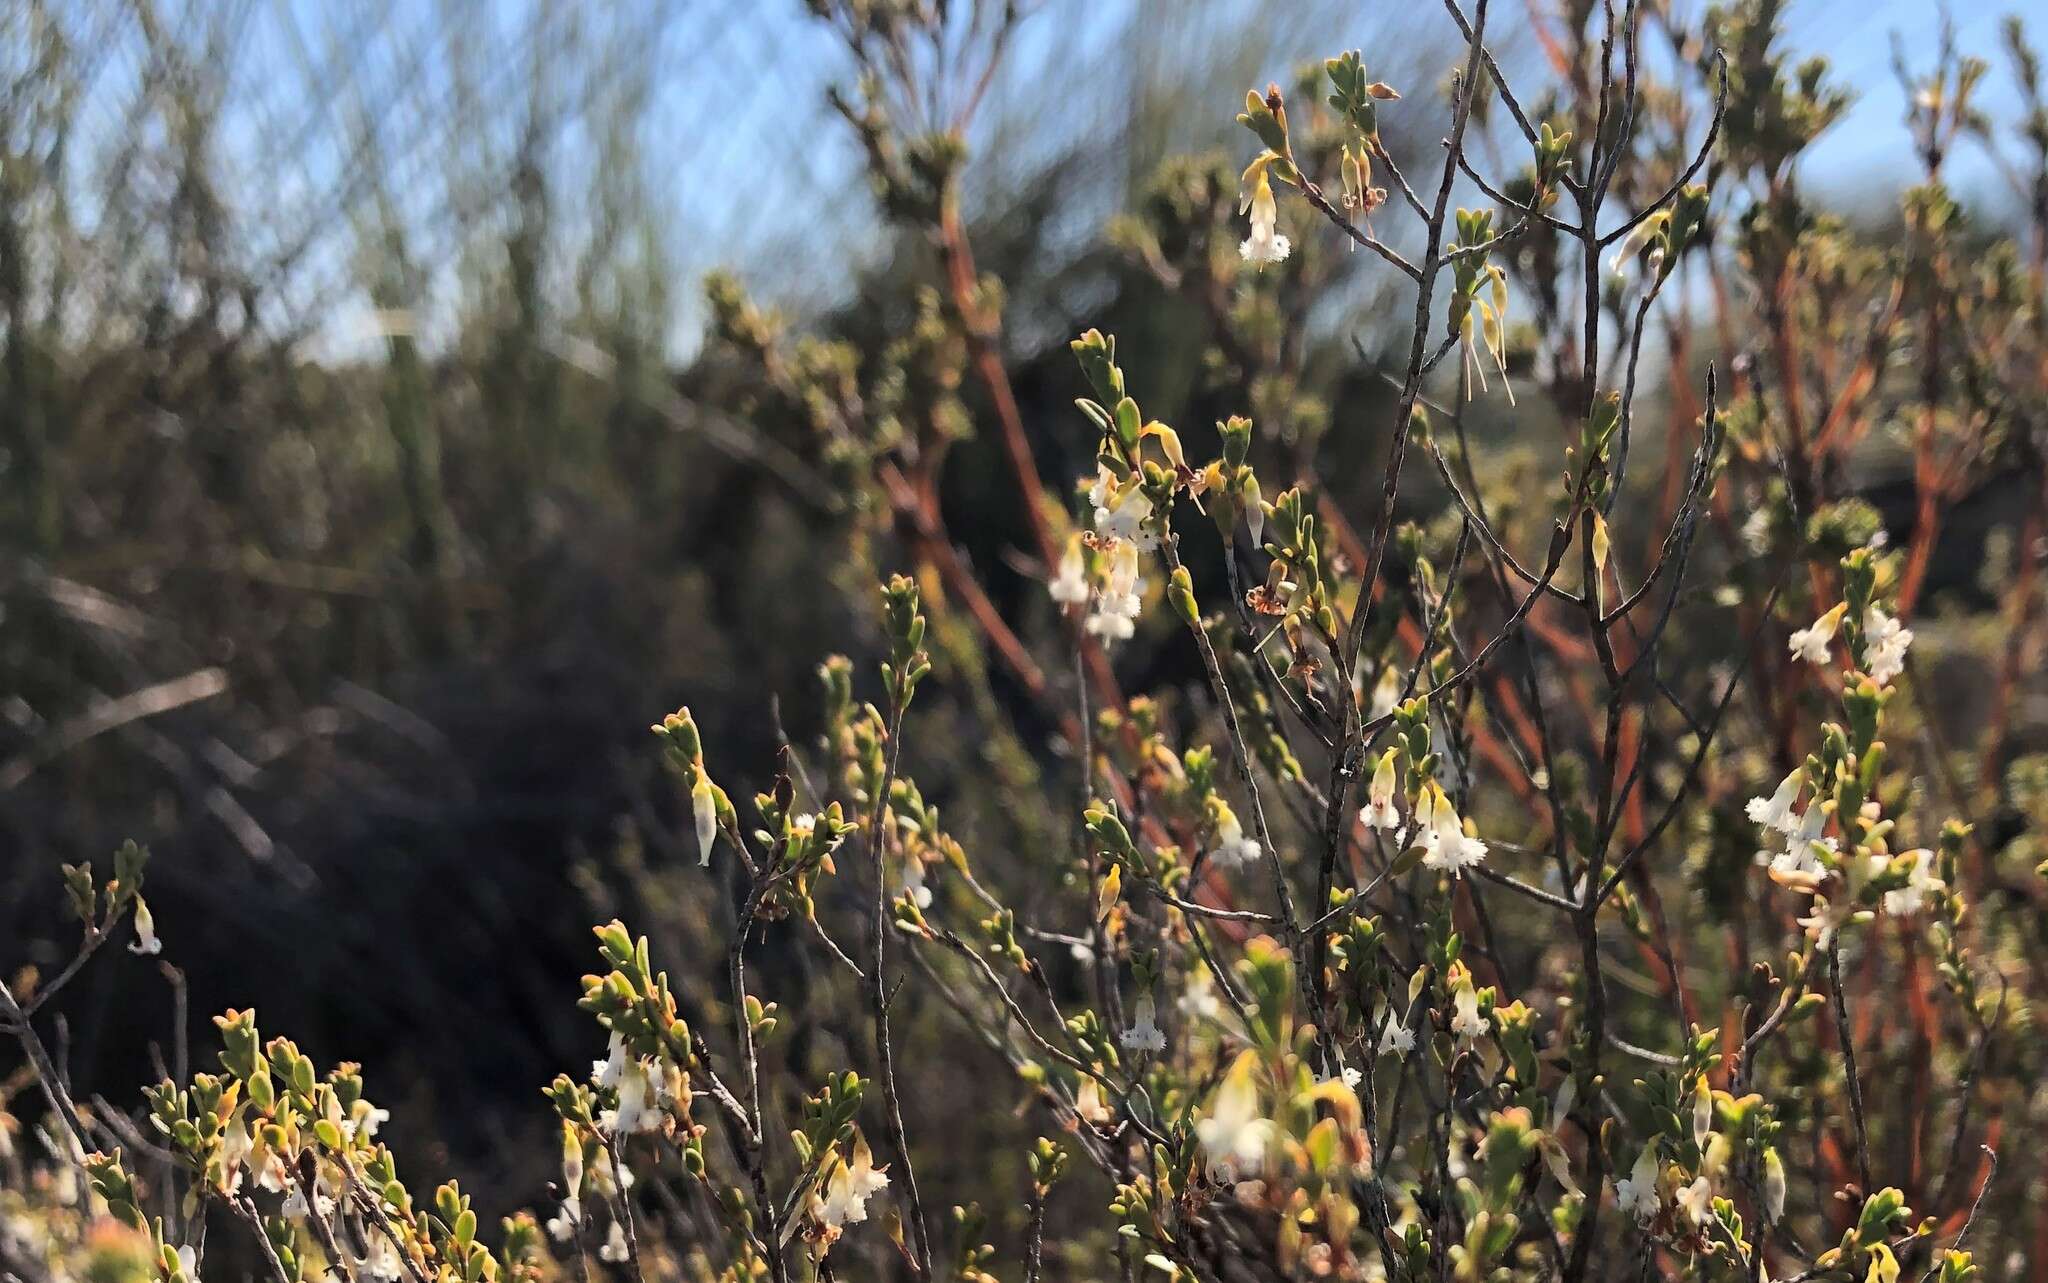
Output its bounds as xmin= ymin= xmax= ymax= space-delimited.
xmin=71 ymin=0 xmax=2031 ymax=358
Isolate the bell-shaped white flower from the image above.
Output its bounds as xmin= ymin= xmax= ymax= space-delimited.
xmin=1208 ymin=802 xmax=1261 ymax=868
xmin=598 ymin=1221 xmax=629 ymax=1263
xmin=1358 ymin=750 xmax=1402 ymax=831
xmin=1119 ymin=994 xmax=1165 ymax=1054
xmin=1450 ymin=984 xmax=1487 ymax=1045
xmin=1614 ymin=1146 xmax=1661 ymax=1224
xmin=1086 ymin=538 xmax=1146 ymax=642
xmin=1418 ymin=786 xmax=1488 ymax=874
xmin=1049 ymin=536 xmax=1090 ymax=607
xmin=128 ymin=897 xmax=162 ymax=956
xmin=1239 ymin=170 xmax=1291 ymax=266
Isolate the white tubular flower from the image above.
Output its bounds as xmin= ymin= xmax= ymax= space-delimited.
xmin=1745 ymin=769 xmax=1805 ymax=835
xmin=1049 ymin=536 xmax=1090 ymax=607
xmin=1104 ymin=539 xmax=1144 ymax=605
xmin=1209 ymin=803 xmax=1261 ymax=868
xmin=1358 ymin=749 xmax=1401 ymax=831
xmin=1419 ymin=786 xmax=1488 ymax=875
xmin=598 ymin=1221 xmax=629 ymax=1264
xmin=692 ymin=778 xmax=719 ymax=867
xmin=1194 ymin=1052 xmax=1280 ymax=1183
xmin=1239 ymin=170 xmax=1291 ymax=266
xmin=1087 ymin=465 xmax=1117 ymax=516
xmin=1086 ymin=539 xmax=1145 ymax=642
xmin=1606 ymin=217 xmax=1661 ymax=281
xmin=1072 ymin=1077 xmax=1112 ymax=1125
xmin=1097 ymin=484 xmax=1157 ymax=551
xmin=1614 ymin=1146 xmax=1661 ymax=1224
xmin=607 ymin=1057 xmax=663 ymax=1135
xmin=1882 ymin=848 xmax=1941 ymax=916
xmin=1377 ymin=1011 xmax=1415 ymax=1057
xmin=1675 ymin=1175 xmax=1714 ymax=1227
xmin=814 ymin=1137 xmax=890 ymax=1228
xmin=1450 ymin=984 xmax=1487 ymax=1045
xmin=545 ymin=1206 xmax=580 ymax=1243
xmin=1120 ymin=994 xmax=1166 ymax=1054
xmin=1764 ymin=802 xmax=1835 ymax=890
xmin=594 ymin=1032 xmax=627 ymax=1088
xmin=128 ymin=897 xmax=162 ymax=956
xmin=251 ymin=1140 xmax=290 ymax=1193
xmin=1864 ymin=604 xmax=1913 ymax=685
xmin=218 ymin=1121 xmax=252 ymax=1193
xmin=1788 ymin=603 xmax=1846 ymax=665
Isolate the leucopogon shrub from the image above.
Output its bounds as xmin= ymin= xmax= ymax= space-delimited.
xmin=7 ymin=0 xmax=2048 ymax=1281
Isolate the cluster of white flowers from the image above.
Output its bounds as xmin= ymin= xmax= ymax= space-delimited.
xmin=1612 ymin=1083 xmax=1732 ymax=1235
xmin=1088 ymin=541 xmax=1145 ymax=642
xmin=547 ymin=1127 xmax=636 ymax=1246
xmin=593 ymin=1032 xmax=676 ymax=1135
xmin=811 ymin=1138 xmax=890 ymax=1229
xmin=1358 ymin=757 xmax=1488 ymax=875
xmin=1790 ymin=598 xmax=1914 ymax=684
xmin=1091 ymin=467 xmax=1158 ymax=551
xmin=1862 ymin=604 xmax=1913 ymax=685
xmin=1746 ymin=769 xmax=1835 ymax=888
xmin=1049 ymin=470 xmax=1158 ymax=643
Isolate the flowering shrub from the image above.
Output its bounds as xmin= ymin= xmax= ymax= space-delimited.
xmin=7 ymin=1 xmax=2048 ymax=1281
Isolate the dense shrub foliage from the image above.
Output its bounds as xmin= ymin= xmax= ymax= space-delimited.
xmin=7 ymin=1 xmax=2048 ymax=1281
